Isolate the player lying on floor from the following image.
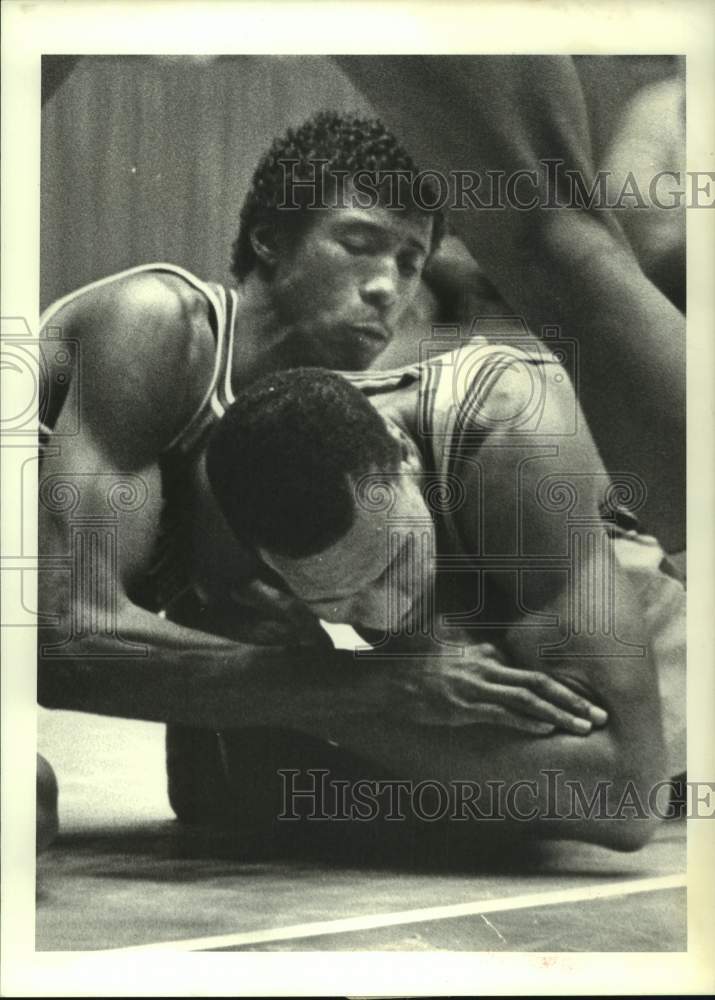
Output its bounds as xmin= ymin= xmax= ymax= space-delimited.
xmin=195 ymin=343 xmax=684 ymax=852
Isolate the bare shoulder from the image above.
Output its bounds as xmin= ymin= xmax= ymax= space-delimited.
xmin=55 ymin=270 xmax=213 ymax=366
xmin=45 ymin=269 xmax=217 ymax=464
xmin=468 ymin=346 xmax=578 ymax=432
xmin=452 ymin=348 xmax=603 ymax=551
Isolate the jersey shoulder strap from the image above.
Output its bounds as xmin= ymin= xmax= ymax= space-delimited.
xmin=166 ymin=281 xmax=240 ymax=457
xmin=419 ymin=340 xmax=558 ymax=551
xmin=39 ymin=264 xmax=239 ymax=457
xmin=422 ymin=339 xmax=559 ymax=479
xmin=340 ymin=359 xmax=423 ymax=395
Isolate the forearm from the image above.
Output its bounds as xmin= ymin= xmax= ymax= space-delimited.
xmin=503 ymin=615 xmax=667 ymax=807
xmin=329 ymin=630 xmax=664 ymax=849
xmin=37 ymin=598 xmax=361 ymax=730
xmin=282 ymin=697 xmax=658 ymax=850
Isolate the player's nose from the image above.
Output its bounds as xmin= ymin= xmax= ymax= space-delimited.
xmin=360 ymin=260 xmax=399 ymax=312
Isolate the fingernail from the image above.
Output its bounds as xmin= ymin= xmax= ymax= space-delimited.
xmin=589 ymin=706 xmax=608 ymax=725
xmin=572 ymin=717 xmax=592 ymax=733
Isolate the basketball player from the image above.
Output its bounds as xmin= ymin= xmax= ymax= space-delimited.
xmin=197 ymin=342 xmax=685 ymax=853
xmin=36 ymin=110 xmax=433 ymax=844
xmin=37 ymin=112 xmax=596 ymax=847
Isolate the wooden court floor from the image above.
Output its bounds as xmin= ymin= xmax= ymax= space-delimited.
xmin=36 ymin=709 xmax=687 ymax=953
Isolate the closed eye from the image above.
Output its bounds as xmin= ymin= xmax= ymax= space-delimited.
xmin=340 ymin=236 xmax=377 ymax=255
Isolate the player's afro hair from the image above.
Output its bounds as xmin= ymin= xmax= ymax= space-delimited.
xmin=231 ymin=110 xmax=445 ymax=281
xmin=206 ymin=368 xmax=400 ymax=557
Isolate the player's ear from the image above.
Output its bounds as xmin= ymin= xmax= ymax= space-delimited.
xmin=385 ymin=421 xmax=422 ymax=473
xmin=249 ymin=223 xmax=280 ymax=271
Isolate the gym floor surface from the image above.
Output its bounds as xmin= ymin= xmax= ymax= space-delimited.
xmin=37 ymin=709 xmax=686 ymax=954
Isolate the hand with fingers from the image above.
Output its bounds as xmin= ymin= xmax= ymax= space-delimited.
xmin=225 ymin=583 xmax=606 ymax=736
xmin=369 ymin=641 xmax=608 ymax=735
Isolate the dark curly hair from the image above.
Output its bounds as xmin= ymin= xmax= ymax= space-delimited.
xmin=231 ymin=110 xmax=445 ymax=282
xmin=206 ymin=367 xmax=400 ymax=557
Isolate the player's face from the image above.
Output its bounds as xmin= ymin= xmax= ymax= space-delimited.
xmin=270 ymin=203 xmax=433 ymax=370
xmin=260 ymin=471 xmax=435 ymax=633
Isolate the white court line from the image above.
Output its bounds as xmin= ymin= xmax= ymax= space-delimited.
xmin=107 ymin=872 xmax=686 ymax=953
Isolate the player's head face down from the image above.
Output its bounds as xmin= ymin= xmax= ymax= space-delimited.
xmin=206 ymin=367 xmax=436 ymax=631
xmin=261 ymin=469 xmax=436 ymax=633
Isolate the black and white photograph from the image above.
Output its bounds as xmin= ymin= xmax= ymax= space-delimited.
xmin=2 ymin=1 xmax=714 ymax=995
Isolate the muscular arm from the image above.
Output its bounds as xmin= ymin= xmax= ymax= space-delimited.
xmin=279 ymin=356 xmax=668 ymax=850
xmin=38 ymin=444 xmax=354 ymax=730
xmin=455 ymin=355 xmax=667 ymax=844
xmin=335 ymin=55 xmax=685 ymax=551
xmin=37 ymin=275 xmax=359 ymax=729
xmin=38 ymin=274 xmax=592 ymax=733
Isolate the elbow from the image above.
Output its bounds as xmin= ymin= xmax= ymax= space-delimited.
xmin=566 ymin=727 xmax=668 ymax=853
xmin=37 ymin=599 xmax=100 ymax=709
xmin=37 ymin=613 xmax=69 ymax=709
xmin=601 ymin=811 xmax=662 ymax=853
xmin=37 ymin=653 xmax=74 ymax=710
xmin=596 ymin=758 xmax=669 ymax=853
xmin=573 ymin=780 xmax=664 ymax=853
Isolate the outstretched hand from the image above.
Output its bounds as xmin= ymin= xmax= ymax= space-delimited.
xmin=227 ymin=581 xmax=607 ymax=735
xmin=363 ymin=640 xmax=608 ymax=735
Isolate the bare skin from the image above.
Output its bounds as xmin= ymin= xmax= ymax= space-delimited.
xmin=600 ymin=72 xmax=685 ymax=311
xmin=37 ymin=185 xmax=671 ymax=852
xmin=38 ymin=318 xmax=668 ymax=849
xmin=239 ymin=355 xmax=669 ymax=851
xmin=335 ymin=56 xmax=686 ymax=553
xmin=38 ymin=206 xmax=439 ymax=729
xmin=39 ymin=207 xmax=592 ymax=735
